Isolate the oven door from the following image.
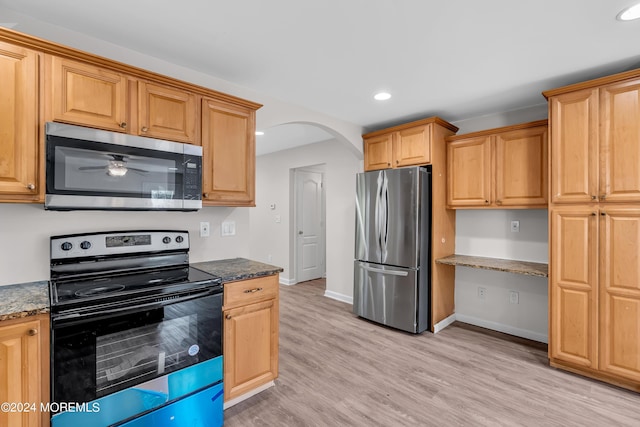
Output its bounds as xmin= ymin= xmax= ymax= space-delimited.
xmin=44 ymin=122 xmax=202 ymax=211
xmin=51 ymin=286 xmax=222 ymax=407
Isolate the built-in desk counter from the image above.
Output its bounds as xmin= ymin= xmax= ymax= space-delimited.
xmin=435 ymin=254 xmax=548 ymax=278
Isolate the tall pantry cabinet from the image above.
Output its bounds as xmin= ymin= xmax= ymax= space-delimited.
xmin=545 ymin=69 xmax=640 ymax=391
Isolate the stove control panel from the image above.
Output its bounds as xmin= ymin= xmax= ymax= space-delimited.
xmin=51 ymin=230 xmax=190 ymax=260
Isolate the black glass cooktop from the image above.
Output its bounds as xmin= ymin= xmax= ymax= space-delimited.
xmin=51 ymin=266 xmax=219 ymax=306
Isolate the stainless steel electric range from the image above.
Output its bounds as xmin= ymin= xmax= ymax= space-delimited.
xmin=49 ymin=230 xmax=223 ymax=427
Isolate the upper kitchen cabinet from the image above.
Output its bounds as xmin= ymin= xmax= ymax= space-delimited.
xmin=46 ymin=55 xmax=129 ymax=132
xmin=363 ymin=117 xmax=458 ymax=171
xmin=201 ymin=98 xmax=257 ymax=206
xmin=47 ymin=57 xmax=198 ymax=143
xmin=446 ymin=120 xmax=548 ymax=209
xmin=546 ymin=76 xmax=640 ymax=204
xmin=137 ymin=81 xmax=197 ymax=143
xmin=0 ymin=41 xmax=40 ymax=202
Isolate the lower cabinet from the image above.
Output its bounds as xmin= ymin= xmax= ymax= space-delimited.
xmin=223 ymin=274 xmax=279 ymax=402
xmin=0 ymin=314 xmax=50 ymax=427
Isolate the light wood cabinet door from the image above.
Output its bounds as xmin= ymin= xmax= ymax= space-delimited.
xmin=549 ymin=207 xmax=599 ymax=368
xmin=549 ymin=88 xmax=599 ymax=204
xmin=223 ymin=298 xmax=278 ymax=401
xmin=49 ymin=56 xmax=128 ymax=132
xmin=137 ymin=81 xmax=196 ymax=143
xmin=0 ymin=316 xmax=49 ymax=427
xmin=363 ymin=134 xmax=393 ymax=171
xmin=599 ymin=207 xmax=640 ymax=382
xmin=600 ymin=80 xmax=640 ymax=203
xmin=0 ymin=42 xmax=39 ymax=199
xmin=495 ymin=125 xmax=547 ymax=207
xmin=201 ymin=98 xmax=255 ymax=206
xmin=394 ymin=124 xmax=431 ymax=167
xmin=447 ymin=136 xmax=492 ymax=207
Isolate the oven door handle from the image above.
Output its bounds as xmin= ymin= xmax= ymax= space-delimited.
xmin=52 ymin=287 xmax=221 ymax=325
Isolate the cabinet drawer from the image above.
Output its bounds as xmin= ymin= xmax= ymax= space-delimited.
xmin=224 ymin=275 xmax=278 ymax=309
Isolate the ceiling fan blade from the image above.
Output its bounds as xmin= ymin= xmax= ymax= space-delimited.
xmin=78 ymin=166 xmax=107 ymax=171
xmin=128 ymin=167 xmax=149 ymax=174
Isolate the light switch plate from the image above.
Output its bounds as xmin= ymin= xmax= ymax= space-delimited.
xmin=221 ymin=221 xmax=236 ymax=236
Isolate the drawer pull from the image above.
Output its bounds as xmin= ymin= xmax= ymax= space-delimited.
xmin=243 ymin=287 xmax=263 ymax=294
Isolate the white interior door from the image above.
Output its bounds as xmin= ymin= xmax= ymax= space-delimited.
xmin=295 ymin=170 xmax=325 ymax=282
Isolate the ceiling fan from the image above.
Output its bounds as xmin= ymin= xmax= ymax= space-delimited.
xmin=78 ymin=154 xmax=148 ymax=177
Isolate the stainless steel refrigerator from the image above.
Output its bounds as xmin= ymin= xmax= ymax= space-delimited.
xmin=353 ymin=166 xmax=431 ymax=333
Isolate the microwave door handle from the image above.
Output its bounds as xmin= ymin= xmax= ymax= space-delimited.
xmin=52 ymin=288 xmax=219 ymax=324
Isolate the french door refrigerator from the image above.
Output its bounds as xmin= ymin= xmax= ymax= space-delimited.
xmin=353 ymin=166 xmax=431 ymax=333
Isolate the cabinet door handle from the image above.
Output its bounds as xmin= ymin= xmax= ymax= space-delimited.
xmin=601 ymin=212 xmax=606 ymax=216
xmin=141 ymin=126 xmax=148 ymax=132
xmin=203 ymin=193 xmax=209 ymax=198
xmin=387 ymin=162 xmax=391 ymax=167
xmin=485 ymin=200 xmax=489 ymax=204
xmin=599 ymin=194 xmax=606 ymax=200
xmin=496 ymin=200 xmax=502 ymax=205
xmin=225 ymin=314 xmax=231 ymax=320
xmin=591 ymin=195 xmax=597 ymax=200
xmin=243 ymin=287 xmax=263 ymax=294
xmin=119 ymin=122 xmax=127 ymax=129
xmin=591 ymin=212 xmax=597 ymax=216
xmin=26 ymin=183 xmax=35 ymax=191
xmin=27 ymin=328 xmax=38 ymax=336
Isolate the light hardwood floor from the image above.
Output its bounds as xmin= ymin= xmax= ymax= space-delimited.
xmin=224 ymin=279 xmax=640 ymax=426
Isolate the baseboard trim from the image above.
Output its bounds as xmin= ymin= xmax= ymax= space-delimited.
xmin=223 ymin=381 xmax=275 ymax=410
xmin=455 ymin=314 xmax=548 ymax=343
xmin=279 ymin=277 xmax=296 ymax=286
xmin=324 ymin=290 xmax=353 ymax=305
xmin=433 ymin=313 xmax=456 ymax=334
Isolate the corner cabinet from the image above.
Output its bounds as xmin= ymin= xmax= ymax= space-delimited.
xmin=545 ymin=68 xmax=640 ymax=392
xmin=201 ymin=98 xmax=256 ymax=206
xmin=223 ymin=274 xmax=279 ymax=402
xmin=0 ymin=41 xmax=40 ymax=202
xmin=0 ymin=315 xmax=50 ymax=427
xmin=446 ymin=120 xmax=548 ymax=209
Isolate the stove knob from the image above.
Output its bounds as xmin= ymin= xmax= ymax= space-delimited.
xmin=61 ymin=242 xmax=73 ymax=251
xmin=80 ymin=241 xmax=92 ymax=250
xmin=163 ymin=236 xmax=172 ymax=244
xmin=176 ymin=236 xmax=184 ymax=243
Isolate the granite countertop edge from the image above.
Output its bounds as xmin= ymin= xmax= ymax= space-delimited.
xmin=190 ymin=257 xmax=284 ymax=283
xmin=0 ymin=281 xmax=50 ymax=322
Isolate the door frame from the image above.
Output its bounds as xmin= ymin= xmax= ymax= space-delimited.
xmin=291 ymin=165 xmax=326 ymax=284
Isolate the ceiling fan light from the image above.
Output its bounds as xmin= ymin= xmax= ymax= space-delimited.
xmin=107 ymin=164 xmax=128 ymax=177
xmin=617 ymin=3 xmax=640 ymax=20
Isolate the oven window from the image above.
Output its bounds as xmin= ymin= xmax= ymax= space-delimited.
xmin=52 ymin=292 xmax=222 ymax=404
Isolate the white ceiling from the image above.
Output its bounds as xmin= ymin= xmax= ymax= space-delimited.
xmin=1 ymin=0 xmax=640 ymax=152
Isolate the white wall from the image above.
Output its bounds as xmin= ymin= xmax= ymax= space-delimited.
xmin=450 ymin=105 xmax=549 ymax=342
xmin=249 ymin=138 xmax=361 ymax=302
xmin=0 ymin=204 xmax=250 ymax=286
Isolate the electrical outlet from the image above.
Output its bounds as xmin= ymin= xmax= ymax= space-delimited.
xmin=511 ymin=220 xmax=520 ymax=233
xmin=510 ymin=291 xmax=519 ymax=304
xmin=221 ymin=221 xmax=236 ymax=236
xmin=477 ymin=287 xmax=486 ymax=299
xmin=199 ymin=222 xmax=210 ymax=237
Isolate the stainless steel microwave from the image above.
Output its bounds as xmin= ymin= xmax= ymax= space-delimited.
xmin=45 ymin=122 xmax=202 ymax=211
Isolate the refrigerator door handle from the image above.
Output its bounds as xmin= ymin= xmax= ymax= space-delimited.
xmin=380 ymin=171 xmax=389 ymax=261
xmin=360 ymin=264 xmax=409 ymax=277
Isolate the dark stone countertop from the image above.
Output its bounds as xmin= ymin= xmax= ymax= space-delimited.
xmin=191 ymin=258 xmax=283 ymax=283
xmin=0 ymin=281 xmax=50 ymax=321
xmin=435 ymin=254 xmax=548 ymax=278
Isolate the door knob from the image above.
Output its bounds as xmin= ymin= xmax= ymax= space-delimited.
xmin=298 ymin=231 xmax=303 ymax=235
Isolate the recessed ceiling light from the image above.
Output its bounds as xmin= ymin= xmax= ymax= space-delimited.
xmin=617 ymin=3 xmax=640 ymax=21
xmin=374 ymin=92 xmax=392 ymax=101
xmin=255 ymin=131 xmax=264 ymax=136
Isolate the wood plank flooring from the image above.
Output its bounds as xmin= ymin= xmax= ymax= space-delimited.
xmin=224 ymin=279 xmax=640 ymax=426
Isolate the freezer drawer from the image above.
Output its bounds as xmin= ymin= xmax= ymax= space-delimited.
xmin=353 ymin=261 xmax=428 ymax=333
